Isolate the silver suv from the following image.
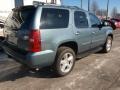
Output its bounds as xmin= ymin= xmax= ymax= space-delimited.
xmin=2 ymin=5 xmax=113 ymax=76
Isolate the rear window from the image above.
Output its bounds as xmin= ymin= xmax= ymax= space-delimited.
xmin=40 ymin=8 xmax=69 ymax=29
xmin=5 ymin=6 xmax=36 ymax=29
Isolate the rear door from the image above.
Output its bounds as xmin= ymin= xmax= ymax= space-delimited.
xmin=4 ymin=6 xmax=36 ymax=51
xmin=74 ymin=11 xmax=92 ymax=53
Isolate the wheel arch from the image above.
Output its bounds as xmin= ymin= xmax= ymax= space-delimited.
xmin=108 ymin=33 xmax=113 ymax=40
xmin=57 ymin=41 xmax=78 ymax=55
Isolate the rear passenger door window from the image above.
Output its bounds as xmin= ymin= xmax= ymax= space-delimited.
xmin=40 ymin=8 xmax=69 ymax=29
xmin=74 ymin=11 xmax=88 ymax=28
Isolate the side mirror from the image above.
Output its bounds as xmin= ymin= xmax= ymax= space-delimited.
xmin=104 ymin=22 xmax=109 ymax=26
xmin=92 ymin=24 xmax=102 ymax=29
xmin=102 ymin=21 xmax=109 ymax=26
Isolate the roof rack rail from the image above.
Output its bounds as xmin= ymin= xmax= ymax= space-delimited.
xmin=73 ymin=6 xmax=80 ymax=9
xmin=33 ymin=1 xmax=45 ymax=6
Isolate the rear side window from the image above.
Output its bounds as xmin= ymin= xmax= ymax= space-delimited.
xmin=40 ymin=8 xmax=69 ymax=29
xmin=74 ymin=11 xmax=88 ymax=28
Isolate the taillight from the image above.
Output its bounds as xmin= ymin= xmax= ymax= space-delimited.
xmin=29 ymin=29 xmax=41 ymax=52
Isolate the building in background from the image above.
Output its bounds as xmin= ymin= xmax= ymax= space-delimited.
xmin=16 ymin=0 xmax=61 ymax=7
xmin=0 ymin=0 xmax=61 ymax=21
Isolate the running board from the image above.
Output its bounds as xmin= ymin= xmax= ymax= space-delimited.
xmin=76 ymin=47 xmax=103 ymax=59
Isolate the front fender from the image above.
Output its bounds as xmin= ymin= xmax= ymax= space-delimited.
xmin=105 ymin=27 xmax=113 ymax=38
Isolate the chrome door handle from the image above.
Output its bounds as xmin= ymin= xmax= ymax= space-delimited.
xmin=92 ymin=32 xmax=96 ymax=34
xmin=75 ymin=31 xmax=80 ymax=35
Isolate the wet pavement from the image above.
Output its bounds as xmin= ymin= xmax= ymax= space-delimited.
xmin=0 ymin=30 xmax=120 ymax=90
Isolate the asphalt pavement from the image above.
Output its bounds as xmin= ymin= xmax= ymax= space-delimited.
xmin=0 ymin=51 xmax=21 ymax=81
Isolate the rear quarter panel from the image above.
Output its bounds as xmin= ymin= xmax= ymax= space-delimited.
xmin=39 ymin=8 xmax=76 ymax=53
xmin=105 ymin=27 xmax=113 ymax=36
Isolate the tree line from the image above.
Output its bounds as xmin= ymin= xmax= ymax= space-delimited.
xmin=90 ymin=0 xmax=120 ymax=19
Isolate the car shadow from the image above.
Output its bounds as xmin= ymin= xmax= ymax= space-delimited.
xmin=0 ymin=66 xmax=58 ymax=83
xmin=0 ymin=50 xmax=59 ymax=83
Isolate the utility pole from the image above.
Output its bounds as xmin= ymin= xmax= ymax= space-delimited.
xmin=106 ymin=0 xmax=110 ymax=19
xmin=60 ymin=0 xmax=63 ymax=5
xmin=88 ymin=0 xmax=90 ymax=11
xmin=81 ymin=0 xmax=82 ymax=8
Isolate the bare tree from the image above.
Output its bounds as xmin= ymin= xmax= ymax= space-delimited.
xmin=96 ymin=9 xmax=107 ymax=16
xmin=111 ymin=7 xmax=118 ymax=18
xmin=91 ymin=0 xmax=99 ymax=14
xmin=116 ymin=13 xmax=120 ymax=19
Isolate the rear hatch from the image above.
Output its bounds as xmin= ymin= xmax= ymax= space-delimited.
xmin=4 ymin=6 xmax=37 ymax=51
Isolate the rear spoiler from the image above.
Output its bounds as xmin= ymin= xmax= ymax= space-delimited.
xmin=12 ymin=5 xmax=36 ymax=11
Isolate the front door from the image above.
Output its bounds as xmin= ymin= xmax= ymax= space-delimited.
xmin=89 ymin=13 xmax=106 ymax=49
xmin=74 ymin=11 xmax=92 ymax=53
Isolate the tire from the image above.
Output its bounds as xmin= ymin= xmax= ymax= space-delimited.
xmin=53 ymin=46 xmax=76 ymax=77
xmin=102 ymin=36 xmax=113 ymax=53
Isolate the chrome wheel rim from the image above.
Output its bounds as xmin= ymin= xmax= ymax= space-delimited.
xmin=60 ymin=53 xmax=74 ymax=73
xmin=106 ymin=39 xmax=112 ymax=51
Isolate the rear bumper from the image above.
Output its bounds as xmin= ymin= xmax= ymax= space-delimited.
xmin=1 ymin=42 xmax=55 ymax=68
